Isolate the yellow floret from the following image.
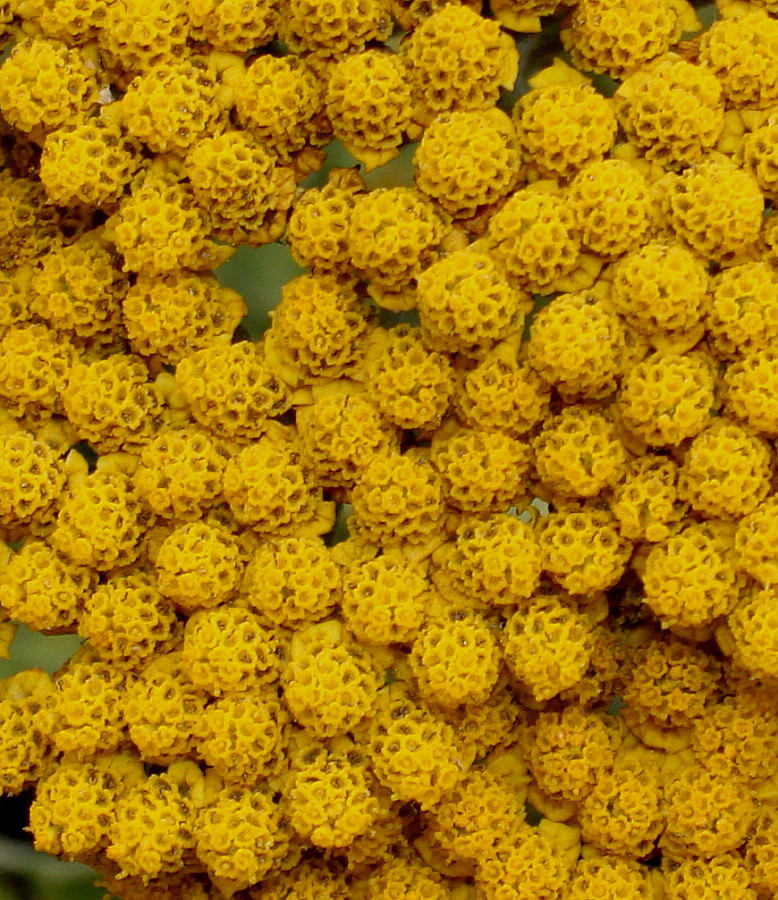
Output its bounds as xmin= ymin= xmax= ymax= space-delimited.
xmin=403 ymin=4 xmax=517 ymax=123
xmin=0 ymin=539 xmax=92 ymax=632
xmin=487 ymin=190 xmax=581 ymax=294
xmin=0 ymin=432 xmax=66 ymax=531
xmin=417 ymin=249 xmax=527 ymax=353
xmin=609 ymin=242 xmax=708 ymax=344
xmin=528 ymin=705 xmax=620 ymax=802
xmin=186 ymin=131 xmax=296 ymax=246
xmin=248 ymin=860 xmax=350 ymax=900
xmin=62 ymin=353 xmax=161 ymax=453
xmin=611 ymin=455 xmax=686 ymax=543
xmin=0 ymin=671 xmax=54 ymax=795
xmin=40 ymin=119 xmax=142 ymax=209
xmin=97 ymin=868 xmax=212 ymax=900
xmin=391 ymin=0 xmax=482 ymax=31
xmin=79 ymin=572 xmax=176 ymax=667
xmin=326 ymin=50 xmax=414 ymax=170
xmin=350 ymin=451 xmax=443 ymax=547
xmin=414 ymin=108 xmax=520 ymax=219
xmin=50 ymin=472 xmax=144 ymax=572
xmin=566 ymin=856 xmax=649 ymax=900
xmin=746 ymin=810 xmax=778 ymax=896
xmin=743 ymin=112 xmax=778 ymax=202
xmin=578 ymin=760 xmax=664 ymax=857
xmin=513 ymin=82 xmax=616 ymax=180
xmin=475 ymin=824 xmax=573 ymax=900
xmin=241 ymin=536 xmax=340 ymax=628
xmin=189 ymin=0 xmax=278 ymax=52
xmin=561 ymin=0 xmax=682 ymax=78
xmin=706 ymin=262 xmax=778 ymax=360
xmin=287 ymin=752 xmax=379 ymax=848
xmin=349 ymin=188 xmax=446 ymax=310
xmin=677 ymin=419 xmax=771 ymax=520
xmin=267 ymin=274 xmax=372 ymax=383
xmin=108 ymin=764 xmax=203 ymax=880
xmin=123 ymin=271 xmax=246 ymax=364
xmin=724 ymin=350 xmax=778 ymax=437
xmin=502 ymin=590 xmax=595 ymax=701
xmin=175 ymin=342 xmax=290 ymax=442
xmin=283 ymin=620 xmax=382 ymax=738
xmin=133 ymin=427 xmax=227 ymax=521
xmin=223 ymin=429 xmax=332 ymax=536
xmin=362 ymin=325 xmax=454 ymax=431
xmin=30 ymin=753 xmax=143 ymax=861
xmin=38 ymin=656 xmax=128 ymax=759
xmin=429 ymin=768 xmax=524 ymax=862
xmin=113 ymin=171 xmax=230 ymax=275
xmin=735 ymin=497 xmax=778 ymax=586
xmin=729 ymin=586 xmax=778 ymax=679
xmin=201 ymin=689 xmax=287 ymax=785
xmin=533 ymin=408 xmax=627 ymax=499
xmin=296 ymin=384 xmax=399 ymax=490
xmin=410 ymin=607 xmax=501 ymax=709
xmin=365 ymin=854 xmax=451 ymax=900
xmin=431 ymin=424 xmax=532 ymax=513
xmin=182 ymin=605 xmax=279 ymax=695
xmin=0 ymin=323 xmax=75 ymax=420
xmin=280 ymin=0 xmax=392 ymax=57
xmin=699 ymin=9 xmax=778 ymax=109
xmin=155 ymin=520 xmax=243 ymax=613
xmin=692 ymin=692 xmax=778 ymax=785
xmin=234 ymin=55 xmax=326 ymax=159
xmin=100 ymin=0 xmax=189 ymax=78
xmin=176 ymin=341 xmax=288 ymax=440
xmin=120 ymin=60 xmax=224 ymax=156
xmin=568 ymin=160 xmax=652 ymax=259
xmin=444 ymin=683 xmax=524 ymax=760
xmin=195 ymin=786 xmax=291 ymax=896
xmin=527 ymin=292 xmax=627 ymax=400
xmin=32 ymin=236 xmax=126 ymax=343
xmin=454 ymin=341 xmax=552 ymax=436
xmin=615 ymin=56 xmax=724 ymax=167
xmin=341 ymin=554 xmax=430 ymax=645
xmin=367 ymin=689 xmax=471 ymax=809
xmin=663 ymin=853 xmax=757 ymax=900
xmin=617 ymin=352 xmax=715 ymax=447
xmin=38 ymin=0 xmax=109 ymax=45
xmin=433 ymin=513 xmax=542 ymax=607
xmin=662 ymin=767 xmax=756 ymax=859
xmin=0 ymin=38 xmax=97 ymax=137
xmin=0 ymin=174 xmax=62 ymax=271
xmin=123 ymin=652 xmax=207 ymax=763
xmin=538 ymin=508 xmax=632 ymax=595
xmin=642 ymin=522 xmax=740 ymax=629
xmin=621 ymin=636 xmax=721 ymax=730
xmin=285 ymin=172 xmax=363 ymax=274
xmin=658 ymin=155 xmax=764 ymax=262
xmin=0 ymin=267 xmax=34 ymax=336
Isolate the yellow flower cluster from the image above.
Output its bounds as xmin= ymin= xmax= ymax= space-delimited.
xmin=3 ymin=2 xmax=778 ymax=899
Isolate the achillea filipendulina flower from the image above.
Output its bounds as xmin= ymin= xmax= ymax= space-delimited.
xmin=186 ymin=131 xmax=296 ymax=246
xmin=614 ymin=57 xmax=724 ymax=168
xmin=326 ymin=50 xmax=414 ymax=170
xmin=502 ymin=590 xmax=596 ymax=701
xmin=414 ymin=108 xmax=520 ymax=219
xmin=513 ymin=81 xmax=617 ymax=180
xmin=403 ymin=4 xmax=517 ymax=123
xmin=0 ymin=38 xmax=98 ymax=136
xmin=417 ymin=249 xmax=527 ymax=354
xmin=8 ymin=5 xmax=778 ymax=897
xmin=122 ymin=271 xmax=246 ymax=364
